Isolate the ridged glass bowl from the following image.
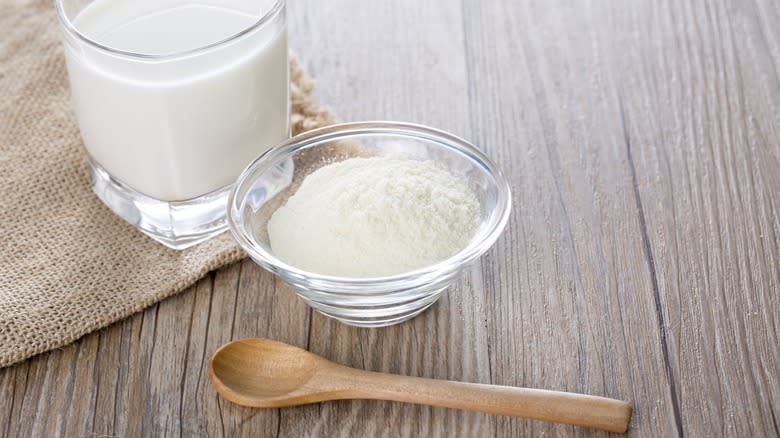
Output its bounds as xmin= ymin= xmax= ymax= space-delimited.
xmin=228 ymin=122 xmax=511 ymax=327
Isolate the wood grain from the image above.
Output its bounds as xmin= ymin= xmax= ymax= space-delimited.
xmin=1 ymin=0 xmax=778 ymax=436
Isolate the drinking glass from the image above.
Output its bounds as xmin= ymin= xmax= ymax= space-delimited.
xmin=55 ymin=0 xmax=289 ymax=249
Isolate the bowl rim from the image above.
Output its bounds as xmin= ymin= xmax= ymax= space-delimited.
xmin=227 ymin=121 xmax=512 ymax=294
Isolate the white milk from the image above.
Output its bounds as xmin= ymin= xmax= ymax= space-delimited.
xmin=64 ymin=0 xmax=289 ymax=201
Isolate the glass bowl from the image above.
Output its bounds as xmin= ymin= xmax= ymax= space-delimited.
xmin=227 ymin=121 xmax=511 ymax=327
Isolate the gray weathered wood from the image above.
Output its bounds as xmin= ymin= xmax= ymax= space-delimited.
xmin=1 ymin=0 xmax=778 ymax=436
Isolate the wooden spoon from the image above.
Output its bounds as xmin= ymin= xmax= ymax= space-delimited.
xmin=208 ymin=338 xmax=632 ymax=433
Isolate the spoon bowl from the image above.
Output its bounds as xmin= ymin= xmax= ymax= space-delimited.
xmin=209 ymin=338 xmax=633 ymax=432
xmin=210 ymin=338 xmax=320 ymax=402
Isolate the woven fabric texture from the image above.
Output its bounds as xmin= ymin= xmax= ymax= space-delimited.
xmin=0 ymin=0 xmax=335 ymax=368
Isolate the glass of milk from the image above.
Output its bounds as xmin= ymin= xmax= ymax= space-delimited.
xmin=55 ymin=0 xmax=289 ymax=249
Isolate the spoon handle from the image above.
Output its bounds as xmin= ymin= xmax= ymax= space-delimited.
xmin=341 ymin=368 xmax=632 ymax=433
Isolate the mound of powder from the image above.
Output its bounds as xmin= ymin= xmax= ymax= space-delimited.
xmin=267 ymin=156 xmax=480 ymax=277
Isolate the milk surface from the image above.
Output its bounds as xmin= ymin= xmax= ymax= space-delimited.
xmin=65 ymin=0 xmax=289 ymax=201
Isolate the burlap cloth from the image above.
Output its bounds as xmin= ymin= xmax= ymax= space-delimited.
xmin=0 ymin=0 xmax=336 ymax=368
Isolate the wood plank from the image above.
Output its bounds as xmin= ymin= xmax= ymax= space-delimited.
xmin=610 ymin=0 xmax=780 ymax=435
xmin=461 ymin=0 xmax=682 ymax=435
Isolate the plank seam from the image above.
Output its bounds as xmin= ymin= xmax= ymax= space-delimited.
xmin=620 ymin=93 xmax=685 ymax=438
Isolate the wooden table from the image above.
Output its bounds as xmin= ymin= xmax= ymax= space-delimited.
xmin=2 ymin=0 xmax=778 ymax=436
